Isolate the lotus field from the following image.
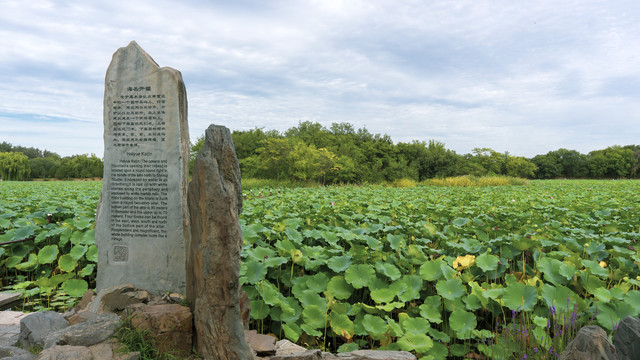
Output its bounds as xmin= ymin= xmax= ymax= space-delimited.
xmin=1 ymin=180 xmax=640 ymax=359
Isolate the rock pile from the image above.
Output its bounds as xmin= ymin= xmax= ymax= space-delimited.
xmin=1 ymin=284 xmax=418 ymax=360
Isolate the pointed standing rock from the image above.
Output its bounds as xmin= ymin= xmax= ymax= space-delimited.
xmin=187 ymin=124 xmax=252 ymax=360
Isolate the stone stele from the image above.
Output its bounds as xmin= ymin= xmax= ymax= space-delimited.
xmin=187 ymin=124 xmax=253 ymax=360
xmin=96 ymin=41 xmax=190 ymax=294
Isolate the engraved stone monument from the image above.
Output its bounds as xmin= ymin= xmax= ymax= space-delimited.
xmin=96 ymin=41 xmax=190 ymax=294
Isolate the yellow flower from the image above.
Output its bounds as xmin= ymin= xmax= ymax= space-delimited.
xmin=453 ymin=255 xmax=476 ymax=270
xmin=599 ymin=261 xmax=607 ymax=268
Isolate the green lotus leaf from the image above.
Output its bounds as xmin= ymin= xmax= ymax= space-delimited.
xmin=69 ymin=245 xmax=87 ymax=260
xmin=326 ymin=276 xmax=354 ymax=300
xmin=265 ymin=256 xmax=287 ymax=268
xmin=280 ymin=297 xmax=302 ymax=323
xmin=345 ymin=264 xmax=375 ymax=289
xmin=0 ymin=218 xmax=11 ymax=229
xmin=37 ymin=245 xmax=59 ymax=264
xmin=79 ymin=264 xmax=95 ymax=277
xmin=537 ymin=257 xmax=568 ymax=286
xmin=435 ymin=278 xmax=466 ymax=301
xmin=596 ymin=301 xmax=636 ymax=331
xmin=73 ymin=216 xmax=92 ymax=230
xmin=558 ymin=262 xmax=576 ymax=280
xmin=6 ymin=255 xmax=25 ymax=269
xmin=337 ymin=343 xmax=359 ymax=353
xmin=385 ymin=315 xmax=404 ymax=337
xmin=58 ymin=254 xmax=77 ymax=272
xmin=397 ymin=275 xmax=422 ymax=302
xmin=397 ymin=332 xmax=433 ymax=353
xmin=450 ymin=344 xmax=470 ymax=357
xmin=284 ymin=227 xmax=303 ymax=244
xmin=502 ymin=282 xmax=537 ymax=311
xmin=302 ymin=305 xmax=327 ymax=329
xmin=15 ymin=253 xmax=37 ymax=271
xmin=80 ymin=229 xmax=95 ymax=245
xmin=402 ymin=316 xmax=430 ymax=335
xmin=449 ymin=309 xmax=477 ymax=339
xmin=306 ymin=272 xmax=330 ymax=293
xmin=451 ymin=217 xmax=469 ymax=227
xmin=592 ymin=287 xmax=612 ymax=302
xmin=258 ymin=281 xmax=282 ymax=306
xmin=475 ymin=252 xmax=499 ymax=272
xmin=330 ymin=312 xmax=354 ymax=339
xmin=85 ymin=245 xmax=98 ymax=262
xmin=370 ymin=287 xmax=396 ymax=304
xmin=624 ymin=290 xmax=640 ymax=315
xmin=582 ymin=259 xmax=609 ymax=279
xmin=419 ymin=260 xmax=444 ymax=281
xmin=250 ymin=299 xmax=270 ymax=320
xmin=376 ymin=302 xmax=405 ymax=312
xmin=375 ymin=262 xmax=402 ymax=281
xmin=298 ymin=289 xmax=327 ymax=310
xmin=62 ymin=279 xmax=88 ymax=297
xmin=424 ymin=341 xmax=448 ymax=360
xmin=12 ymin=225 xmax=38 ymax=241
xmin=301 ymin=324 xmax=322 ymax=337
xmin=419 ymin=295 xmax=443 ymax=324
xmin=387 ymin=234 xmax=404 ymax=250
xmin=244 ymin=260 xmax=267 ymax=284
xmin=361 ymin=314 xmax=387 ymax=339
xmin=282 ymin=322 xmax=302 ymax=342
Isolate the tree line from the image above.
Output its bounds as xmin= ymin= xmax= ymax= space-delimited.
xmin=0 ymin=142 xmax=103 ymax=180
xmin=3 ymin=122 xmax=639 ymax=182
xmin=221 ymin=121 xmax=639 ymax=183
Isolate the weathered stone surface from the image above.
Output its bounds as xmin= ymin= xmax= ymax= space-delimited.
xmin=88 ymin=284 xmax=149 ymax=314
xmin=275 ymin=339 xmax=306 ymax=356
xmin=187 ymin=124 xmax=252 ymax=359
xmin=18 ymin=311 xmax=68 ymax=349
xmin=36 ymin=345 xmax=93 ymax=360
xmin=244 ymin=330 xmax=276 ymax=356
xmin=96 ymin=40 xmax=190 ymax=294
xmin=75 ymin=290 xmax=96 ymax=312
xmin=128 ymin=303 xmax=192 ymax=358
xmin=612 ymin=316 xmax=640 ymax=360
xmin=0 ymin=345 xmax=36 ymax=360
xmin=44 ymin=313 xmax=121 ymax=349
xmin=67 ymin=311 xmax=101 ymax=326
xmin=88 ymin=339 xmax=140 ymax=360
xmin=558 ymin=325 xmax=617 ymax=360
xmin=271 ymin=349 xmax=322 ymax=360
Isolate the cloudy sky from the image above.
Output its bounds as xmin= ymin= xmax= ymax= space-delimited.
xmin=1 ymin=0 xmax=639 ymax=158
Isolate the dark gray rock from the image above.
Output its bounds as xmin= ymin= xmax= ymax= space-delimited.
xmin=612 ymin=316 xmax=640 ymax=360
xmin=187 ymin=124 xmax=252 ymax=360
xmin=558 ymin=325 xmax=617 ymax=360
xmin=0 ymin=345 xmax=37 ymax=360
xmin=18 ymin=311 xmax=68 ymax=349
xmin=43 ymin=313 xmax=121 ymax=349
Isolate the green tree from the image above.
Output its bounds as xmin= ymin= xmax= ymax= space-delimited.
xmin=505 ymin=156 xmax=537 ymax=178
xmin=531 ymin=154 xmax=561 ymax=179
xmin=0 ymin=152 xmax=31 ymax=180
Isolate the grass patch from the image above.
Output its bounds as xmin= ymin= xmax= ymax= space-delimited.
xmin=424 ymin=175 xmax=528 ymax=187
xmin=241 ymin=178 xmax=317 ymax=191
xmin=115 ymin=318 xmax=161 ymax=360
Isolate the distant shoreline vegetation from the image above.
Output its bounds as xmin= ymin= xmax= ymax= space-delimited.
xmin=3 ymin=121 xmax=639 ymax=181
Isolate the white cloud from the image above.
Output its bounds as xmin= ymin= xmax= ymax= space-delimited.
xmin=1 ymin=0 xmax=639 ymax=158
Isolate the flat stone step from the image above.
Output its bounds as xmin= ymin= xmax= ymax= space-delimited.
xmin=0 ymin=292 xmax=20 ymax=308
